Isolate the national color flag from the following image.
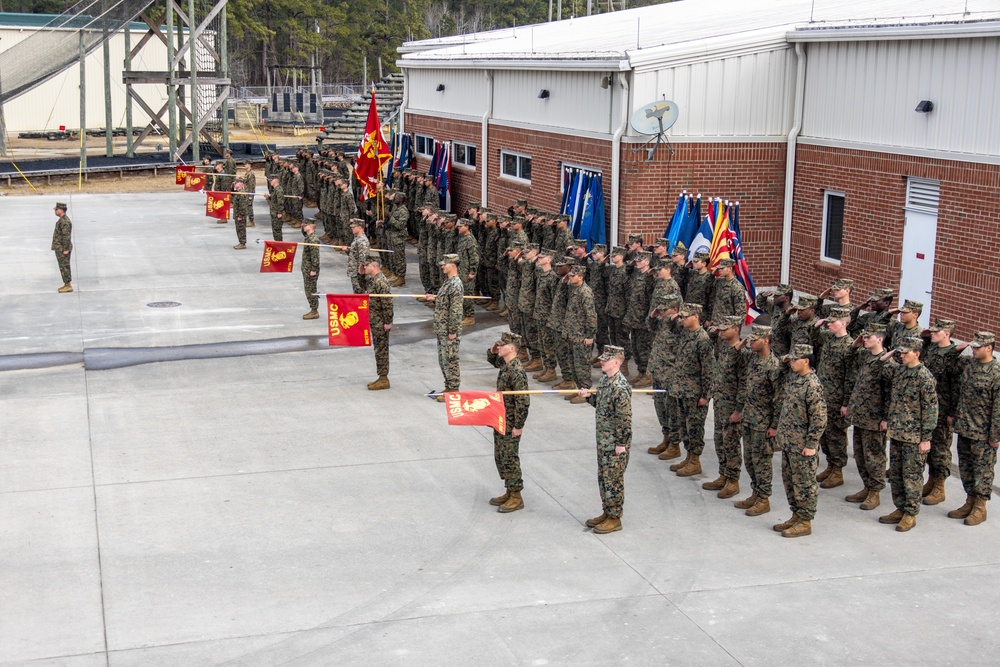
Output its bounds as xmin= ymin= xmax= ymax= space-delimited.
xmin=326 ymin=294 xmax=372 ymax=347
xmin=443 ymin=390 xmax=506 ymax=434
xmin=205 ymin=191 xmax=231 ymax=219
xmin=727 ymin=203 xmax=761 ymax=324
xmin=664 ymin=192 xmax=686 ymax=245
xmin=175 ymin=165 xmax=195 ymax=185
xmin=578 ymin=173 xmax=607 ymax=250
xmin=708 ymin=199 xmax=732 ymax=270
xmin=354 ymin=88 xmax=392 ymax=200
xmin=259 ymin=241 xmax=298 ymax=273
xmin=688 ymin=211 xmax=714 ymax=262
xmin=432 ymin=142 xmax=451 ymax=210
xmin=184 ymin=172 xmax=206 ymax=192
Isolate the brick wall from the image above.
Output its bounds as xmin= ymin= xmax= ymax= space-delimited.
xmin=792 ymin=144 xmax=1000 ymax=340
xmin=404 ymin=113 xmax=483 ymax=215
xmin=619 ymin=142 xmax=787 ymax=286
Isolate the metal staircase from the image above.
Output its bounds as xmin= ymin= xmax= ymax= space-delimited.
xmin=316 ymin=72 xmax=403 ymax=148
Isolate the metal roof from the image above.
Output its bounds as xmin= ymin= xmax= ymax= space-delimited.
xmin=398 ymin=0 xmax=1000 ymax=70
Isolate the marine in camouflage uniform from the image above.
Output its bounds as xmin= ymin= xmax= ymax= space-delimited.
xmin=670 ymin=303 xmax=718 ymax=477
xmin=788 ymin=294 xmax=822 ymax=353
xmin=432 ymin=254 xmax=465 ymax=394
xmin=755 ymin=284 xmax=794 ymax=358
xmin=364 ymin=255 xmax=394 ymax=389
xmin=486 ymin=332 xmax=531 ymax=512
xmin=231 ymin=180 xmax=250 ymax=249
xmin=532 ymin=251 xmax=559 ymax=381
xmin=347 ymin=220 xmax=371 ymax=294
xmin=51 ymin=202 xmax=73 ymax=291
xmin=384 ymin=192 xmax=409 ymax=282
xmin=708 ymin=258 xmax=746 ymax=327
xmin=880 ymin=336 xmax=938 ymax=531
xmin=670 ymin=242 xmax=690 ymax=297
xmin=814 ymin=306 xmax=857 ymax=489
xmin=564 ymin=265 xmax=598 ymax=397
xmin=505 ymin=244 xmax=525 ymax=344
xmin=285 ymin=166 xmax=305 ymax=225
xmin=481 ymin=214 xmax=502 ymax=309
xmin=886 ymin=299 xmax=924 ymax=351
xmin=266 ymin=178 xmax=285 ymax=241
xmin=606 ymin=248 xmax=631 ymax=371
xmin=242 ymin=165 xmax=256 ymax=226
xmin=300 ymin=222 xmax=321 ymax=318
xmin=548 ymin=259 xmax=574 ymax=387
xmin=707 ymin=315 xmax=746 ymax=501
xmin=736 ymin=325 xmax=784 ymax=512
xmin=775 ymin=344 xmax=827 ymax=537
xmin=648 ymin=294 xmax=683 ymax=457
xmin=456 ymin=219 xmax=481 ymax=321
xmin=588 ymin=245 xmax=611 ymax=355
xmin=849 ymin=288 xmax=896 ymax=338
xmin=845 ymin=324 xmax=892 ymax=510
xmin=623 ymin=250 xmax=655 ymax=387
xmin=582 ymin=345 xmax=633 ymax=533
xmin=919 ymin=318 xmax=961 ymax=505
xmin=517 ymin=245 xmax=540 ymax=362
xmin=949 ymin=332 xmax=1000 ymax=526
xmin=684 ymin=252 xmax=714 ymax=321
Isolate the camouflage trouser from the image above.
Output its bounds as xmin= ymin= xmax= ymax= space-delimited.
xmin=485 ymin=267 xmax=502 ymax=302
xmin=320 ymin=210 xmax=335 ymax=237
xmin=713 ymin=400 xmax=742 ymax=480
xmin=597 ymin=445 xmax=629 ymax=519
xmin=853 ymin=427 xmax=887 ymax=492
xmin=285 ymin=200 xmax=303 ymax=223
xmin=928 ymin=419 xmax=954 ymax=479
xmin=570 ymin=340 xmax=593 ymax=389
xmin=494 ymin=431 xmax=524 ymax=492
xmin=350 ymin=273 xmax=368 ymax=295
xmin=667 ymin=394 xmax=684 ymax=444
xmin=744 ymin=426 xmax=775 ymax=497
xmin=888 ymin=440 xmax=927 ymax=515
xmin=372 ymin=325 xmax=389 ymax=377
xmin=957 ymin=435 xmax=998 ymax=500
xmin=235 ymin=217 xmax=247 ymax=245
xmin=609 ymin=317 xmax=630 ymax=359
xmin=303 ymin=272 xmax=318 ymax=310
xmin=462 ymin=280 xmax=476 ymax=317
xmin=652 ymin=376 xmax=670 ymax=435
xmin=596 ymin=309 xmax=610 ymax=351
xmin=270 ymin=213 xmax=283 ymax=241
xmin=820 ymin=412 xmax=849 ymax=469
xmin=387 ymin=234 xmax=406 ymax=278
xmin=556 ymin=335 xmax=573 ymax=383
xmin=418 ymin=248 xmax=434 ymax=293
xmin=782 ymin=448 xmax=819 ymax=520
xmin=437 ymin=335 xmax=461 ymax=390
xmin=521 ymin=312 xmax=538 ymax=356
xmin=677 ymin=397 xmax=708 ymax=455
xmin=507 ymin=308 xmax=521 ymax=339
xmin=630 ymin=327 xmax=653 ymax=374
xmin=536 ymin=321 xmax=556 ymax=369
xmin=247 ymin=196 xmax=255 ymax=223
xmin=55 ymin=250 xmax=72 ymax=283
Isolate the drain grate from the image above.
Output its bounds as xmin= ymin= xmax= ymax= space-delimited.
xmin=147 ymin=301 xmax=182 ymax=308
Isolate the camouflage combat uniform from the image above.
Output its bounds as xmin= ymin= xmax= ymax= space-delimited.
xmin=457 ymin=231 xmax=481 ymax=318
xmin=52 ymin=213 xmax=73 ymax=284
xmin=534 ymin=266 xmax=559 ymax=372
xmin=816 ymin=331 xmax=857 ymax=471
xmin=954 ymin=355 xmax=1000 ymax=501
xmin=673 ymin=324 xmax=718 ymax=456
xmin=777 ymin=367 xmax=828 ymax=521
xmin=300 ymin=229 xmax=320 ymax=311
xmin=386 ymin=201 xmax=409 ymax=279
xmin=368 ymin=270 xmax=393 ymax=377
xmin=738 ymin=348 xmax=784 ymax=499
xmin=268 ymin=183 xmax=285 ymax=241
xmin=565 ymin=279 xmax=598 ymax=389
xmin=232 ymin=184 xmax=251 ymax=246
xmin=586 ymin=369 xmax=633 ymax=519
xmin=684 ymin=269 xmax=713 ymax=321
xmin=846 ymin=348 xmax=892 ymax=492
xmin=623 ymin=267 xmax=654 ymax=373
xmin=756 ymin=294 xmax=792 ymax=358
xmin=517 ymin=258 xmax=538 ymax=355
xmin=922 ymin=340 xmax=961 ymax=481
xmin=885 ymin=360 xmax=938 ymax=516
xmin=713 ymin=334 xmax=746 ymax=482
xmin=348 ymin=232 xmax=371 ymax=294
xmin=607 ymin=262 xmax=631 ymax=356
xmin=649 ymin=311 xmax=682 ymax=444
xmin=488 ymin=349 xmax=530 ymax=492
xmin=434 ymin=274 xmax=465 ymax=390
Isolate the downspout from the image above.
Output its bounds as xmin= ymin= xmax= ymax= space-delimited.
xmin=481 ymin=69 xmax=494 ymax=206
xmin=611 ymin=71 xmax=629 ymax=246
xmin=399 ymin=69 xmax=408 ymax=135
xmin=781 ymin=42 xmax=806 ymax=284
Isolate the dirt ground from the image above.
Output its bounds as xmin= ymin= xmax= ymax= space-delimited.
xmin=0 ymin=168 xmax=270 ymax=196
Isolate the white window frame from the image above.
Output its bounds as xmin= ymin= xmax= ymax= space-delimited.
xmin=500 ymin=150 xmax=532 ymax=183
xmin=414 ymin=134 xmax=435 ymax=157
xmin=452 ymin=141 xmax=477 ymax=170
xmin=560 ymin=162 xmax=602 ymax=193
xmin=821 ymin=190 xmax=845 ymax=265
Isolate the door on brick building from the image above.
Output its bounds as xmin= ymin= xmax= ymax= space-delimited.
xmin=899 ymin=178 xmax=941 ymax=329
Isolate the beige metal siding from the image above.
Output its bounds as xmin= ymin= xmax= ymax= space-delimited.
xmin=406 ymin=68 xmax=488 ymax=119
xmin=801 ymin=38 xmax=1000 ymax=158
xmin=492 ymin=69 xmax=615 ymax=135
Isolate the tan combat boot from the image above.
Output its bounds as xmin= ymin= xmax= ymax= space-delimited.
xmin=233 ymin=243 xmax=246 ymax=250
xmin=633 ymin=372 xmax=653 ymax=389
xmin=676 ymin=454 xmax=701 ymax=477
xmin=965 ymin=497 xmax=988 ymax=526
xmin=923 ymin=478 xmax=946 ymax=505
xmin=536 ymin=368 xmax=557 ymax=383
xmin=303 ymin=309 xmax=319 ymax=320
xmin=735 ymin=493 xmax=758 ymax=510
xmin=773 ymin=513 xmax=799 ymax=532
xmin=498 ymin=491 xmax=524 ymax=513
xmin=523 ymin=358 xmax=544 ymax=372
xmin=879 ymin=509 xmax=904 ymax=524
xmin=593 ymin=517 xmax=622 ymax=534
xmin=517 ymin=348 xmax=529 ymax=362
xmin=782 ymin=519 xmax=812 ymax=537
xmin=658 ymin=442 xmax=681 ymax=460
xmin=702 ymin=476 xmax=726 ymax=491
xmin=462 ymin=316 xmax=476 ymax=327
xmin=648 ymin=435 xmax=669 ymax=455
xmin=57 ymin=282 xmax=73 ymax=293
xmin=669 ymin=452 xmax=692 ymax=472
xmin=489 ymin=489 xmax=511 ymax=506
xmin=718 ymin=478 xmax=740 ymax=499
xmin=860 ymin=489 xmax=881 ymax=510
xmin=921 ymin=475 xmax=937 ymax=497
xmin=845 ymin=487 xmax=868 ymax=503
xmin=367 ymin=375 xmax=390 ymax=391
xmin=585 ymin=512 xmax=607 ymax=528
xmin=746 ymin=496 xmax=770 ymax=516
xmin=553 ymin=380 xmax=576 ymax=391
xmin=569 ymin=395 xmax=589 ymax=405
xmin=896 ymin=514 xmax=917 ymax=532
xmin=948 ymin=496 xmax=975 ymax=519
xmin=498 ymin=306 xmax=509 ymax=317
xmin=819 ymin=466 xmax=844 ymax=489
xmin=816 ymin=463 xmax=834 ymax=483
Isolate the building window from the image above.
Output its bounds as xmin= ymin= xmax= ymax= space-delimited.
xmin=414 ymin=134 xmax=434 ymax=157
xmin=453 ymin=141 xmax=476 ymax=169
xmin=501 ymin=150 xmax=531 ymax=182
xmin=822 ymin=191 xmax=845 ymax=263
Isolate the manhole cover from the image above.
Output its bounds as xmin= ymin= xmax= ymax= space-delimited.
xmin=147 ymin=301 xmax=182 ymax=308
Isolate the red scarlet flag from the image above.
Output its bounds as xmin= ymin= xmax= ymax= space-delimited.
xmin=444 ymin=391 xmax=507 ymax=434
xmin=175 ymin=165 xmax=195 ymax=185
xmin=326 ymin=294 xmax=372 ymax=347
xmin=353 ymin=88 xmax=392 ymax=201
xmin=206 ymin=191 xmax=231 ymax=219
xmin=259 ymin=241 xmax=298 ymax=273
xmin=184 ymin=172 xmax=206 ymax=192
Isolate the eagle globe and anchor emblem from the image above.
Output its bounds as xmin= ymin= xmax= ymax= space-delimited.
xmin=338 ymin=310 xmax=360 ymax=329
xmin=462 ymin=397 xmax=492 ymax=412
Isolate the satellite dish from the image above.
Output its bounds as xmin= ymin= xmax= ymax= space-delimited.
xmin=629 ymin=99 xmax=680 ymax=162
xmin=630 ymin=100 xmax=680 ymax=136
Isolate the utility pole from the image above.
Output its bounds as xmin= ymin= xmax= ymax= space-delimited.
xmin=125 ymin=21 xmax=134 ymax=157
xmin=103 ymin=0 xmax=113 ymax=156
xmin=79 ymin=30 xmax=87 ymax=170
xmin=220 ymin=2 xmax=229 ymax=150
xmin=167 ymin=0 xmax=177 ymax=159
xmin=188 ymin=0 xmax=198 ymax=161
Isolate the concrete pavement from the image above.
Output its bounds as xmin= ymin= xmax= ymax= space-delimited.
xmin=2 ymin=191 xmax=998 ymax=665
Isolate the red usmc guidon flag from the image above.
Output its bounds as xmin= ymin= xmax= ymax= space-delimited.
xmin=184 ymin=172 xmax=205 ymax=191
xmin=175 ymin=165 xmax=195 ymax=185
xmin=259 ymin=241 xmax=297 ymax=273
xmin=326 ymin=294 xmax=371 ymax=346
xmin=444 ymin=391 xmax=506 ymax=434
xmin=205 ymin=191 xmax=231 ymax=219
